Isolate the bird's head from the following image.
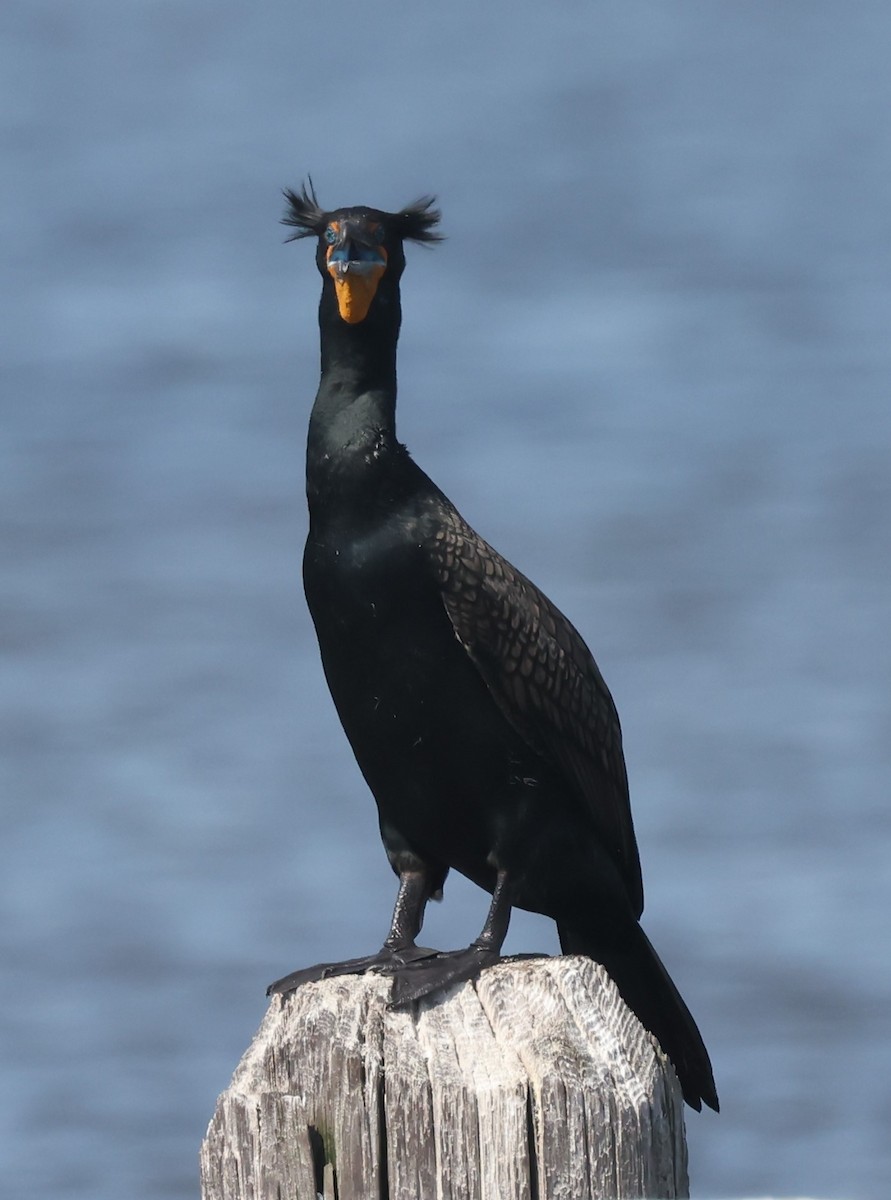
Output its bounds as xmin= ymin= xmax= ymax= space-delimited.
xmin=282 ymin=180 xmax=442 ymax=325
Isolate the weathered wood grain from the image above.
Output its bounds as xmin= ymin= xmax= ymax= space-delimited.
xmin=200 ymin=956 xmax=689 ymax=1199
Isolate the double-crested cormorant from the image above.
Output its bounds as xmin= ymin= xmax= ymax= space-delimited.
xmin=268 ymin=182 xmax=718 ymax=1113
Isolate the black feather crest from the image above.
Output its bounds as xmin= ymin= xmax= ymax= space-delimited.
xmin=282 ymin=178 xmax=327 ymax=241
xmin=397 ymin=196 xmax=444 ymax=243
xmin=282 ymin=180 xmax=443 ymax=244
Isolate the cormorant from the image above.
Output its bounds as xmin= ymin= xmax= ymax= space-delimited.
xmin=268 ymin=182 xmax=718 ymax=1113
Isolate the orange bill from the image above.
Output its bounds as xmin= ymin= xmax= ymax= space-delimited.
xmin=325 ymin=220 xmax=388 ymax=324
xmin=327 ymin=259 xmax=387 ymax=324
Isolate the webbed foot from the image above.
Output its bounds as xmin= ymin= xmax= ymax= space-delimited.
xmin=266 ymin=942 xmax=439 ymax=997
xmin=388 ymin=948 xmax=550 ymax=1007
xmin=389 ymin=944 xmax=501 ymax=1007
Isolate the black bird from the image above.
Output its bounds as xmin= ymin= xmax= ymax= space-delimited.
xmin=268 ymin=182 xmax=718 ymax=1113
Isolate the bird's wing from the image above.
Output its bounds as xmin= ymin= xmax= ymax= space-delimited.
xmin=427 ymin=507 xmax=644 ymax=916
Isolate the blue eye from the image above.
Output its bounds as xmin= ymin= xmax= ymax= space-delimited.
xmin=324 ymin=226 xmax=338 ymax=245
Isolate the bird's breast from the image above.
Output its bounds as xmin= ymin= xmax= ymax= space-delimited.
xmin=302 ymin=516 xmax=539 ymax=866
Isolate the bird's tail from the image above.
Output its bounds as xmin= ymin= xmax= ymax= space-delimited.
xmin=558 ymin=921 xmax=719 ymax=1112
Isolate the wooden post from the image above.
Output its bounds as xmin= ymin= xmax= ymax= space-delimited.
xmin=201 ymin=956 xmax=689 ymax=1199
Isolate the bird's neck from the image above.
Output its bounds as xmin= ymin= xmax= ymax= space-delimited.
xmin=306 ymin=287 xmax=403 ymax=508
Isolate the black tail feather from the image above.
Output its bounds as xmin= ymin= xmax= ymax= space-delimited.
xmin=559 ymin=922 xmax=719 ymax=1112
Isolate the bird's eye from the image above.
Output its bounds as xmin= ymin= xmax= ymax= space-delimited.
xmin=372 ymin=225 xmax=385 ymax=244
xmin=324 ymin=226 xmax=338 ymax=245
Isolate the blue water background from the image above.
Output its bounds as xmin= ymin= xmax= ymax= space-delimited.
xmin=2 ymin=2 xmax=890 ymax=1196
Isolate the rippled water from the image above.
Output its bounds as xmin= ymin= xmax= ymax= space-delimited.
xmin=3 ymin=2 xmax=890 ymax=1197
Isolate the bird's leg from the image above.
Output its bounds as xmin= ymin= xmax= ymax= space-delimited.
xmin=379 ymin=868 xmax=439 ymax=960
xmin=471 ymin=867 xmax=513 ymax=954
xmin=266 ymin=868 xmax=439 ymax=997
xmin=389 ymin=869 xmax=515 ymax=1007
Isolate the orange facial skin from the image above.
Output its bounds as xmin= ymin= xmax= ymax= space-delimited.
xmin=325 ymin=220 xmax=388 ymax=324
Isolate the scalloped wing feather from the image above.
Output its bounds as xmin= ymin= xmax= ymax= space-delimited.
xmin=427 ymin=505 xmax=644 ymax=917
